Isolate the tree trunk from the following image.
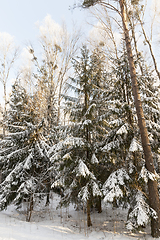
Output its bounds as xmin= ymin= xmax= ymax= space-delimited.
xmin=87 ymin=199 xmax=92 ymax=227
xmin=95 ymin=196 xmax=102 ymax=213
xmin=119 ymin=0 xmax=160 ymax=237
xmin=45 ymin=180 xmax=51 ymax=206
xmin=3 ymin=83 xmax=6 ymax=138
xmin=26 ymin=194 xmax=34 ymax=222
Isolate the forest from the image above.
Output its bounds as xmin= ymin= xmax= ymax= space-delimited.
xmin=0 ymin=0 xmax=160 ymax=238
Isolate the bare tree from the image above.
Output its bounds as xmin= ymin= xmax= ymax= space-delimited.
xmin=19 ymin=46 xmax=35 ymax=94
xmin=0 ymin=32 xmax=18 ymax=137
xmin=34 ymin=15 xmax=80 ymax=127
xmin=137 ymin=12 xmax=160 ymax=80
xmin=88 ymin=6 xmax=119 ymax=60
xmin=125 ymin=0 xmax=160 ymax=80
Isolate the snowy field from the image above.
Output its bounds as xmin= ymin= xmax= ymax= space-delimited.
xmin=0 ymin=194 xmax=157 ymax=240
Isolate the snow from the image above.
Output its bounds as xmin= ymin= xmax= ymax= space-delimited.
xmin=23 ymin=152 xmax=32 ymax=170
xmin=116 ymin=124 xmax=128 ymax=135
xmin=126 ymin=191 xmax=157 ymax=231
xmin=129 ymin=138 xmax=143 ymax=152
xmin=48 ymin=137 xmax=85 ymax=156
xmin=139 ymin=166 xmax=160 ymax=183
xmin=103 ymin=169 xmax=130 ymax=203
xmin=84 ymin=103 xmax=96 ymax=116
xmin=91 ymin=153 xmax=99 ymax=164
xmin=62 ymin=153 xmax=71 ymax=160
xmin=76 ymin=160 xmax=90 ymax=177
xmin=78 ymin=185 xmax=90 ymax=201
xmin=0 ymin=193 xmax=155 ymax=240
xmin=5 ymin=163 xmax=23 ymax=183
xmin=102 ymin=140 xmax=120 ymax=152
xmin=51 ymin=178 xmax=64 ymax=189
xmin=103 ymin=168 xmax=129 ymax=191
xmin=92 ymin=181 xmax=102 ymax=197
xmin=109 ymin=119 xmax=123 ymax=127
xmin=82 ymin=119 xmax=92 ymax=126
xmin=103 ymin=186 xmax=123 ymax=203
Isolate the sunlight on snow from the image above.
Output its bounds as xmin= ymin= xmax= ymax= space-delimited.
xmin=40 ymin=225 xmax=75 ymax=234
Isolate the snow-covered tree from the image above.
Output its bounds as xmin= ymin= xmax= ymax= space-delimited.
xmin=6 ymin=79 xmax=35 ymax=133
xmin=49 ymin=45 xmax=109 ymax=226
xmin=0 ymin=81 xmax=51 ymax=221
xmin=0 ymin=120 xmax=51 ymax=221
xmin=137 ymin=55 xmax=160 ymax=172
xmin=101 ymin=50 xmax=160 ymax=231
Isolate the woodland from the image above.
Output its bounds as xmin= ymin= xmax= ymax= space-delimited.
xmin=0 ymin=0 xmax=160 ymax=238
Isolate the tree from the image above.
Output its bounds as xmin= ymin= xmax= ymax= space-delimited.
xmin=31 ymin=15 xmax=80 ymax=128
xmin=0 ymin=81 xmax=51 ymax=221
xmin=128 ymin=1 xmax=160 ymax=81
xmin=103 ymin=50 xmax=160 ymax=231
xmin=119 ymin=1 xmax=160 ymax=236
xmin=79 ymin=0 xmax=160 ymax=237
xmin=0 ymin=32 xmax=18 ymax=137
xmin=49 ymin=45 xmax=109 ymax=226
xmin=6 ymin=79 xmax=34 ymax=133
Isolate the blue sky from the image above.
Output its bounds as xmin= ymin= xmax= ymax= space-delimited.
xmin=0 ymin=0 xmax=91 ymax=106
xmin=0 ymin=0 xmax=88 ymax=45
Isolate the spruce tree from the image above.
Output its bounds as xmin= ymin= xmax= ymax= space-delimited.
xmin=49 ymin=45 xmax=109 ymax=226
xmin=0 ymin=80 xmax=51 ymax=221
xmin=100 ymin=50 xmax=160 ymax=231
xmin=6 ymin=80 xmax=34 ymax=133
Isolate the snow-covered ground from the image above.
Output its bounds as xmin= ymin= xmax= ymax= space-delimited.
xmin=0 ymin=194 xmax=157 ymax=240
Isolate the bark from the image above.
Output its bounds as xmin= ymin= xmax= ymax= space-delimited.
xmin=95 ymin=196 xmax=102 ymax=213
xmin=0 ymin=170 xmax=2 ymax=184
xmin=57 ymin=69 xmax=67 ymax=125
xmin=3 ymin=83 xmax=6 ymax=138
xmin=124 ymin=63 xmax=133 ymax=127
xmin=87 ymin=199 xmax=92 ymax=227
xmin=26 ymin=195 xmax=34 ymax=222
xmin=47 ymin=70 xmax=54 ymax=130
xmin=119 ymin=0 xmax=160 ymax=237
xmin=45 ymin=180 xmax=51 ymax=206
xmin=84 ymin=83 xmax=90 ymax=159
xmin=126 ymin=8 xmax=144 ymax=76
